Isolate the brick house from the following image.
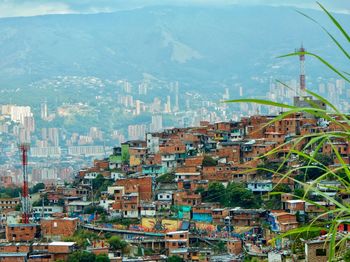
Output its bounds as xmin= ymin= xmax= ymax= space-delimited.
xmin=173 ymin=191 xmax=201 ymax=207
xmin=227 ymin=238 xmax=243 ymax=255
xmin=6 ymin=224 xmax=40 ymax=242
xmin=229 ymin=208 xmax=267 ymax=227
xmin=0 ymin=252 xmax=28 ymax=262
xmin=0 ymin=242 xmax=77 ymax=262
xmin=284 ymin=200 xmax=305 ymax=214
xmin=115 ymin=176 xmax=153 ymax=201
xmin=212 ymin=208 xmax=229 ymax=225
xmin=268 ymin=211 xmax=298 ymax=233
xmin=40 ymin=217 xmax=78 ymax=240
xmin=303 ymin=237 xmax=332 ymax=262
xmin=165 ymin=231 xmax=189 ymax=255
xmin=0 ymin=198 xmax=20 ymax=212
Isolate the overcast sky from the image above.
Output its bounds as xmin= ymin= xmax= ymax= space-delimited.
xmin=0 ymin=0 xmax=349 ymax=18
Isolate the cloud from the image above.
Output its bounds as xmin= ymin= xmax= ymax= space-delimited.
xmin=0 ymin=0 xmax=348 ymax=18
xmin=0 ymin=1 xmax=75 ymax=17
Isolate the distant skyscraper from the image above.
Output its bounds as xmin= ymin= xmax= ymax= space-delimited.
xmin=41 ymin=128 xmax=47 ymax=140
xmin=165 ymin=96 xmax=171 ymax=113
xmin=23 ymin=116 xmax=35 ymax=133
xmin=9 ymin=106 xmax=32 ymax=125
xmin=151 ymin=97 xmax=162 ymax=113
xmin=89 ymin=127 xmax=103 ymax=140
xmin=128 ymin=124 xmax=147 ymax=140
xmin=318 ymin=83 xmax=326 ymax=94
xmin=41 ymin=101 xmax=48 ymax=120
xmin=19 ymin=128 xmax=30 ymax=143
xmin=174 ymin=82 xmax=179 ymax=112
xmin=138 ymin=83 xmax=148 ymax=95
xmin=135 ymin=100 xmax=141 ymax=115
xmin=124 ymin=81 xmax=132 ymax=93
xmin=336 ymin=79 xmax=345 ymax=94
xmin=150 ymin=115 xmax=163 ymax=132
xmin=48 ymin=128 xmax=59 ymax=146
xmin=224 ymin=88 xmax=230 ymax=100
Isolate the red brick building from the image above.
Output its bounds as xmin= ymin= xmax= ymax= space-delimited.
xmin=6 ymin=224 xmax=40 ymax=242
xmin=115 ymin=176 xmax=153 ymax=201
xmin=40 ymin=217 xmax=78 ymax=240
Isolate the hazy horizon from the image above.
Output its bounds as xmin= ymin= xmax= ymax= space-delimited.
xmin=0 ymin=0 xmax=349 ymax=18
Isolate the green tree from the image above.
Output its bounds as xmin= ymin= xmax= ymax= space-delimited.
xmin=64 ymin=230 xmax=99 ymax=248
xmin=343 ymin=249 xmax=350 ymax=262
xmin=96 ymin=254 xmax=110 ymax=262
xmin=257 ymin=160 xmax=286 ymax=178
xmin=214 ymin=240 xmax=227 ymax=253
xmin=30 ymin=183 xmax=45 ymax=194
xmin=67 ymin=251 xmax=96 ymax=262
xmin=203 ymin=182 xmax=261 ymax=208
xmin=167 ymin=256 xmax=184 ymax=262
xmin=202 ymin=155 xmax=217 ymax=167
xmin=84 ymin=206 xmax=106 ymax=215
xmin=273 ymin=184 xmax=292 ymax=193
xmin=294 ymin=188 xmax=306 ymax=198
xmin=156 ymin=173 xmax=175 ymax=183
xmin=0 ymin=187 xmax=21 ymax=198
xmin=264 ymin=184 xmax=292 ymax=209
xmin=107 ymin=236 xmax=128 ymax=253
xmin=226 ymin=182 xmax=261 ymax=208
xmin=32 ymin=193 xmax=49 ymax=207
xmin=92 ymin=174 xmax=105 ymax=191
xmin=195 ymin=186 xmax=205 ymax=195
xmin=302 ymin=153 xmax=333 ymax=181
xmin=203 ymin=182 xmax=226 ymax=204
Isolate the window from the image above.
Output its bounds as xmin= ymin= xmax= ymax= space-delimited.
xmin=316 ymin=249 xmax=327 ymax=256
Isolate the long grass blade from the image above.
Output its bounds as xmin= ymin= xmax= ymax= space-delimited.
xmin=296 ymin=9 xmax=350 ymax=61
xmin=279 ymin=51 xmax=350 ymax=83
xmin=317 ymin=2 xmax=350 ymax=42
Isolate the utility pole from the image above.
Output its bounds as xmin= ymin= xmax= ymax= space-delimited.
xmin=225 ymin=216 xmax=231 ymax=239
xmin=41 ymin=196 xmax=44 ymax=219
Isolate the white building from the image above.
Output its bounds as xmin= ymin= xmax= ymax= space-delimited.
xmin=32 ymin=206 xmax=63 ymax=218
xmin=157 ymin=192 xmax=173 ymax=201
xmin=247 ymin=180 xmax=273 ymax=193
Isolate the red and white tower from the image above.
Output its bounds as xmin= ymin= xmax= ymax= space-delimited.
xmin=19 ymin=143 xmax=30 ymax=224
xmin=296 ymin=45 xmax=306 ymax=92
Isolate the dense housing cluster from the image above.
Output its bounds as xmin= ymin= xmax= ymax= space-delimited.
xmin=0 ymin=97 xmax=349 ymax=261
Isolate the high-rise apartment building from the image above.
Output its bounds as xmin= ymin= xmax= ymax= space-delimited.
xmin=150 ymin=115 xmax=163 ymax=132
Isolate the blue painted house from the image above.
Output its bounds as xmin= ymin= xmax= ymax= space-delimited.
xmin=142 ymin=164 xmax=167 ymax=176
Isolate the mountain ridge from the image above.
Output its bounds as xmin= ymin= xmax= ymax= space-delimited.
xmin=0 ymin=5 xmax=349 ymax=93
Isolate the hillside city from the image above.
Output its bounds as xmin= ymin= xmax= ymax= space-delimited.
xmin=1 ymin=85 xmax=349 ymax=261
xmin=0 ymin=75 xmax=348 ymax=189
xmin=1 ymin=1 xmax=350 ymax=262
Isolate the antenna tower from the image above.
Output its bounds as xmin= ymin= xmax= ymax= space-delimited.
xmin=296 ymin=45 xmax=306 ymax=92
xmin=19 ymin=144 xmax=30 ymax=224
